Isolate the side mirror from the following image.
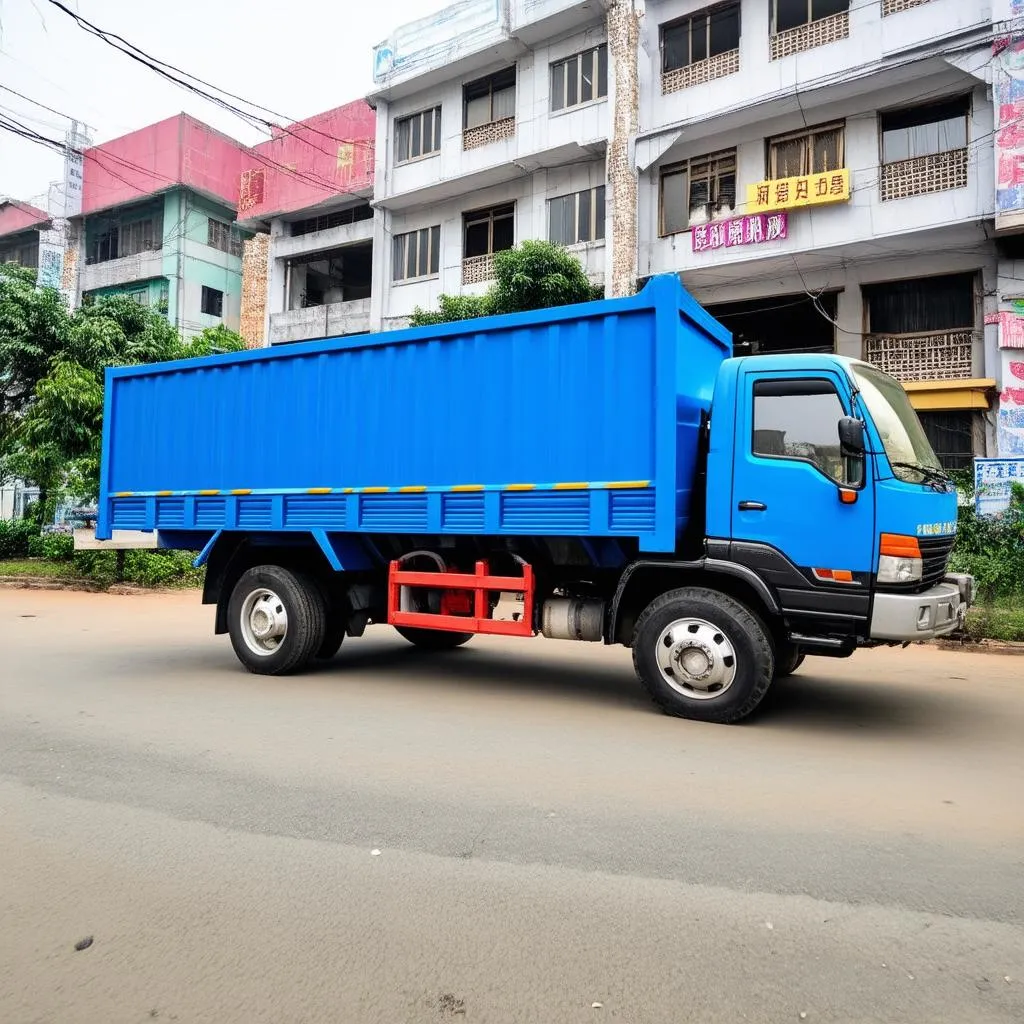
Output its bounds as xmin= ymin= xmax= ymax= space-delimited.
xmin=838 ymin=416 xmax=866 ymax=456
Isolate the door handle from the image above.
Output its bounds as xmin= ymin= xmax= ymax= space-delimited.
xmin=738 ymin=501 xmax=767 ymax=511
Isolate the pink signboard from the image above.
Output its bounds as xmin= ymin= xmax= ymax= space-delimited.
xmin=1000 ymin=310 xmax=1024 ymax=349
xmin=692 ymin=212 xmax=788 ymax=253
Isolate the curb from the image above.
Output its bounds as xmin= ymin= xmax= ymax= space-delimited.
xmin=931 ymin=638 xmax=1024 ymax=657
xmin=0 ymin=576 xmax=178 ymax=596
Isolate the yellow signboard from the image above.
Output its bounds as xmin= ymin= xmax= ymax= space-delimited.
xmin=746 ymin=168 xmax=851 ymax=213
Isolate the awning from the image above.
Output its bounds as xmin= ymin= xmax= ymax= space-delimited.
xmin=901 ymin=379 xmax=997 ymax=412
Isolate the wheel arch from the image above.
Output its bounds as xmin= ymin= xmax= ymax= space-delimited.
xmin=203 ymin=532 xmax=342 ymax=635
xmin=608 ymin=558 xmax=782 ymax=647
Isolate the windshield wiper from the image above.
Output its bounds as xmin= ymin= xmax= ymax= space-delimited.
xmin=888 ymin=461 xmax=952 ymax=487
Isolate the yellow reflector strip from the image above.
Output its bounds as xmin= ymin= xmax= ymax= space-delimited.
xmin=452 ymin=484 xmax=484 ymax=492
xmin=198 ymin=490 xmax=220 ymax=496
xmin=554 ymin=482 xmax=589 ymax=490
xmin=114 ymin=491 xmax=134 ymax=497
xmin=231 ymin=489 xmax=253 ymax=495
xmin=362 ymin=487 xmax=389 ymax=493
xmin=505 ymin=484 xmax=536 ymax=491
xmin=306 ymin=487 xmax=332 ymax=494
xmin=399 ymin=485 xmax=427 ymax=493
xmin=605 ymin=480 xmax=651 ymax=489
xmin=343 ymin=488 xmax=355 ymax=494
xmin=156 ymin=490 xmax=173 ymax=497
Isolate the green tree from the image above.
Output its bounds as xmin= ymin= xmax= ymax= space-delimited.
xmin=0 ymin=265 xmax=247 ymax=510
xmin=408 ymin=240 xmax=603 ymax=327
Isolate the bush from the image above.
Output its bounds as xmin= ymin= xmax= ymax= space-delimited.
xmin=0 ymin=519 xmax=40 ymax=559
xmin=41 ymin=532 xmax=75 ymax=561
xmin=948 ymin=481 xmax=1024 ymax=601
xmin=71 ymin=548 xmax=204 ymax=589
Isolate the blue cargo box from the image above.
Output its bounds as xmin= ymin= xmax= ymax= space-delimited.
xmin=99 ymin=275 xmax=731 ymax=553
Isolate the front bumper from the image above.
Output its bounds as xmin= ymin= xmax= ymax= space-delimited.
xmin=869 ymin=573 xmax=975 ymax=643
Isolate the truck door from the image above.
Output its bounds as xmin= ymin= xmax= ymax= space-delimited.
xmin=730 ymin=369 xmax=876 ymax=616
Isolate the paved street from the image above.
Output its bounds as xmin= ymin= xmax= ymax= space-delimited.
xmin=1 ymin=588 xmax=1022 ymax=1023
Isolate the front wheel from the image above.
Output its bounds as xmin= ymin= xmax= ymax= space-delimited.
xmin=227 ymin=565 xmax=326 ymax=675
xmin=631 ymin=588 xmax=774 ymax=724
xmin=395 ymin=626 xmax=473 ymax=650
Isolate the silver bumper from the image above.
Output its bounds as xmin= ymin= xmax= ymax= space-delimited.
xmin=870 ymin=574 xmax=975 ymax=643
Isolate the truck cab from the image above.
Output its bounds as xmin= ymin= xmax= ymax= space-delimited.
xmin=704 ymin=353 xmax=971 ymax=654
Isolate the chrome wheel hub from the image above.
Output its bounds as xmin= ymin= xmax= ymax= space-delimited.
xmin=655 ymin=618 xmax=737 ymax=700
xmin=240 ymin=588 xmax=288 ymax=656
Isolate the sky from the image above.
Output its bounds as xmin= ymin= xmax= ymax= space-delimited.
xmin=0 ymin=0 xmax=427 ymax=201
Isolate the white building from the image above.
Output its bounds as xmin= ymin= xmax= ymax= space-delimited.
xmin=635 ymin=0 xmax=1002 ymax=466
xmin=368 ymin=0 xmax=619 ymax=330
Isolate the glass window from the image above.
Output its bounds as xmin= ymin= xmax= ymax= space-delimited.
xmin=464 ymin=68 xmax=516 ymax=128
xmin=851 ymin=363 xmax=944 ymax=482
xmin=548 ymin=186 xmax=606 ymax=246
xmin=662 ymin=3 xmax=740 ymax=71
xmin=752 ymin=378 xmax=850 ymax=483
xmin=775 ymin=0 xmax=848 ymax=32
xmin=660 ymin=150 xmax=736 ymax=234
xmin=393 ymin=225 xmax=441 ymax=281
xmin=881 ymin=95 xmax=970 ymax=164
xmin=396 ymin=107 xmax=443 ymax=163
xmin=863 ymin=272 xmax=974 ymax=334
xmin=769 ymin=123 xmax=844 ymax=179
xmin=463 ymin=204 xmax=515 ymax=258
xmin=201 ymin=286 xmax=224 ymax=318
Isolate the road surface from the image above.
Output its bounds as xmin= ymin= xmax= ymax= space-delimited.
xmin=1 ymin=588 xmax=1022 ymax=1023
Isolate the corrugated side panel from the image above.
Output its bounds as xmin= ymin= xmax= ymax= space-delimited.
xmin=441 ymin=493 xmax=485 ymax=532
xmin=155 ymin=498 xmax=185 ymax=528
xmin=111 ymin=498 xmax=146 ymax=529
xmin=608 ymin=490 xmax=657 ymax=534
xmin=360 ymin=493 xmax=429 ymax=530
xmin=107 ymin=309 xmax=658 ymax=495
xmin=500 ymin=491 xmax=591 ymax=533
xmin=284 ymin=496 xmax=347 ymax=529
xmin=237 ymin=497 xmax=274 ymax=529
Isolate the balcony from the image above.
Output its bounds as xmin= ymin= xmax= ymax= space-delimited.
xmin=882 ymin=0 xmax=932 ymax=14
xmin=268 ymin=298 xmax=371 ymax=344
xmin=462 ymin=253 xmax=496 ymax=285
xmin=880 ymin=149 xmax=968 ymax=202
xmin=770 ymin=12 xmax=849 ymax=61
xmin=662 ymin=50 xmax=740 ymax=95
xmin=79 ymin=249 xmax=164 ymax=292
xmin=863 ymin=330 xmax=974 ymax=382
xmin=463 ymin=117 xmax=516 ymax=152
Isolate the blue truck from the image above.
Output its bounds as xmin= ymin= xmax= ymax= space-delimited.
xmin=96 ymin=275 xmax=973 ymax=723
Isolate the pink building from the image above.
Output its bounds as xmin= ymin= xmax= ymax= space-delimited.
xmin=235 ymin=100 xmax=377 ymax=345
xmin=76 ymin=114 xmax=253 ymax=338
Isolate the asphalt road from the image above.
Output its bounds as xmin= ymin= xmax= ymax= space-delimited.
xmin=1 ymin=588 xmax=1022 ymax=1024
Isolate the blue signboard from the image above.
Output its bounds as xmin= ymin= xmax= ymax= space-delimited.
xmin=974 ymin=457 xmax=1024 ymax=516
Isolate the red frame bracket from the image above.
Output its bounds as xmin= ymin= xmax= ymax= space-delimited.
xmin=387 ymin=559 xmax=535 ymax=637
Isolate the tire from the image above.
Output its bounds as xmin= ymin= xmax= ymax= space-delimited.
xmin=315 ymin=618 xmax=346 ymax=661
xmin=631 ymin=587 xmax=774 ymax=724
xmin=395 ymin=626 xmax=473 ymax=650
xmin=774 ymin=645 xmax=805 ymax=679
xmin=227 ymin=565 xmax=326 ymax=675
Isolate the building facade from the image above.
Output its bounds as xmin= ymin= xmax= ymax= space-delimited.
xmin=70 ymin=114 xmax=251 ymax=338
xmin=235 ymin=101 xmax=377 ymax=345
xmin=369 ymin=0 xmax=617 ymax=330
xmin=636 ymin=0 xmax=1000 ymax=467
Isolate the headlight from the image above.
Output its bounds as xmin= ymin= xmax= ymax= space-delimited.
xmin=878 ymin=554 xmax=922 ymax=584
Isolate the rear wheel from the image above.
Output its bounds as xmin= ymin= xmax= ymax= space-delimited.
xmin=632 ymin=587 xmax=774 ymax=724
xmin=395 ymin=626 xmax=473 ymax=650
xmin=227 ymin=565 xmax=326 ymax=675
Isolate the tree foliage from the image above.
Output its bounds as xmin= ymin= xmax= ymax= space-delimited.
xmin=0 ymin=264 xmax=246 ymax=507
xmin=408 ymin=240 xmax=603 ymax=327
xmin=948 ymin=474 xmax=1024 ymax=600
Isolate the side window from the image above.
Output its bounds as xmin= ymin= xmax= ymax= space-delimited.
xmin=752 ymin=378 xmax=854 ymax=484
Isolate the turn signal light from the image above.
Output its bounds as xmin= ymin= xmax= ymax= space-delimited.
xmin=839 ymin=489 xmax=858 ymax=504
xmin=813 ymin=568 xmax=855 ymax=584
xmin=880 ymin=533 xmax=921 ymax=559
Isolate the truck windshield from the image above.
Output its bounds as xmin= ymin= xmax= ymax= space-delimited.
xmin=850 ymin=363 xmax=945 ymax=484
